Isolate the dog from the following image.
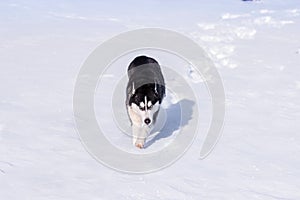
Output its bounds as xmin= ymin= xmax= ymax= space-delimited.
xmin=126 ymin=55 xmax=165 ymax=148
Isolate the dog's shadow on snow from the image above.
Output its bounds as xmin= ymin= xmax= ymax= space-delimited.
xmin=145 ymin=99 xmax=195 ymax=148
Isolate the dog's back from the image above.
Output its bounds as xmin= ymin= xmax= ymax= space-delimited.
xmin=127 ymin=55 xmax=158 ymax=73
xmin=126 ymin=55 xmax=165 ymax=106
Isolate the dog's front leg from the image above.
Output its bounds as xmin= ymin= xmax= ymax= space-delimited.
xmin=132 ymin=124 xmax=149 ymax=149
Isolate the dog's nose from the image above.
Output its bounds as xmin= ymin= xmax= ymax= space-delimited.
xmin=144 ymin=118 xmax=151 ymax=125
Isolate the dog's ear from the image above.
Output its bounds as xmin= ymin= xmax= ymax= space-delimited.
xmin=154 ymin=82 xmax=158 ymax=95
xmin=131 ymin=82 xmax=135 ymax=95
xmin=154 ymin=79 xmax=161 ymax=97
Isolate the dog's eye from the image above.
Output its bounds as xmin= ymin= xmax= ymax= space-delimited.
xmin=139 ymin=106 xmax=145 ymax=111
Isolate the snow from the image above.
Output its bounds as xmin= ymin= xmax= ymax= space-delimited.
xmin=1 ymin=0 xmax=300 ymax=199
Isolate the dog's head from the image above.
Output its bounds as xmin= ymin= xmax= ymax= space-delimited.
xmin=128 ymin=84 xmax=161 ymax=126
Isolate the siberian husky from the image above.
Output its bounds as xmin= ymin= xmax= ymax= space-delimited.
xmin=126 ymin=56 xmax=165 ymax=148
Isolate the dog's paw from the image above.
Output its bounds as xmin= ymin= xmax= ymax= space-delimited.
xmin=132 ymin=136 xmax=145 ymax=149
xmin=135 ymin=143 xmax=144 ymax=149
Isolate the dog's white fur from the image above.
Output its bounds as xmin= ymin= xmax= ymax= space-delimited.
xmin=127 ymin=100 xmax=160 ymax=148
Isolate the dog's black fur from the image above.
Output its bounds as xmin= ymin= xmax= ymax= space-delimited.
xmin=126 ymin=55 xmax=165 ymax=109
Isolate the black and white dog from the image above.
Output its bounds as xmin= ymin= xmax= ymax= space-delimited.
xmin=126 ymin=56 xmax=165 ymax=148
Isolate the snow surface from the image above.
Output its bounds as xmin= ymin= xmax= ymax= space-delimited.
xmin=1 ymin=0 xmax=300 ymax=199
